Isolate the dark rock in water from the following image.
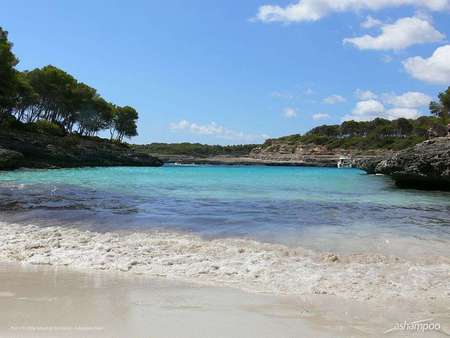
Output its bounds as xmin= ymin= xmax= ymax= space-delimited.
xmin=352 ymin=157 xmax=384 ymax=174
xmin=356 ymin=137 xmax=450 ymax=190
xmin=0 ymin=128 xmax=163 ymax=170
xmin=0 ymin=147 xmax=24 ymax=170
xmin=376 ymin=137 xmax=450 ymax=190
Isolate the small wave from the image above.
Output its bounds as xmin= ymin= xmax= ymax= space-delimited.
xmin=0 ymin=222 xmax=449 ymax=302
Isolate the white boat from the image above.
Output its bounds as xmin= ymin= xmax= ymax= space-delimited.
xmin=337 ymin=156 xmax=352 ymax=168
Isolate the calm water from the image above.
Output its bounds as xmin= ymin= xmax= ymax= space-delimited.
xmin=1 ymin=165 xmax=449 ymax=255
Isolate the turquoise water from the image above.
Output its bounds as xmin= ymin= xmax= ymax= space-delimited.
xmin=0 ymin=165 xmax=449 ymax=254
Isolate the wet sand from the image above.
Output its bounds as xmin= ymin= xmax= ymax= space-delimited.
xmin=0 ymin=263 xmax=449 ymax=338
xmin=0 ymin=263 xmax=343 ymax=338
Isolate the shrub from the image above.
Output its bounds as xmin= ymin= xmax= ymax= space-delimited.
xmin=33 ymin=120 xmax=66 ymax=137
xmin=0 ymin=115 xmax=23 ymax=130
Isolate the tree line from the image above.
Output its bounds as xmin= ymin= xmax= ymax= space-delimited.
xmin=135 ymin=143 xmax=258 ymax=157
xmin=270 ymin=88 xmax=450 ymax=150
xmin=0 ymin=27 xmax=138 ymax=141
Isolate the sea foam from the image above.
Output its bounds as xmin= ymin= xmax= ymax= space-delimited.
xmin=0 ymin=221 xmax=449 ymax=302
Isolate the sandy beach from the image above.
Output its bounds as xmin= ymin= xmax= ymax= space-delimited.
xmin=0 ymin=262 xmax=448 ymax=338
xmin=0 ymin=263 xmax=350 ymax=338
xmin=0 ymin=222 xmax=449 ymax=337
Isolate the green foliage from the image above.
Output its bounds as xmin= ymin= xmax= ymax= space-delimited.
xmin=135 ymin=143 xmax=258 ymax=157
xmin=430 ymin=87 xmax=450 ymax=124
xmin=0 ymin=26 xmax=139 ymax=142
xmin=0 ymin=27 xmax=20 ymax=118
xmin=265 ymin=115 xmax=446 ymax=151
xmin=0 ymin=115 xmax=22 ymax=130
xmin=33 ymin=120 xmax=66 ymax=137
xmin=274 ymin=87 xmax=450 ymax=150
xmin=111 ymin=106 xmax=138 ymax=141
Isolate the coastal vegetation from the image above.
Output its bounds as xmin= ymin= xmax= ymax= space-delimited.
xmin=134 ymin=143 xmax=258 ymax=158
xmin=265 ymin=92 xmax=449 ymax=151
xmin=430 ymin=87 xmax=450 ymax=124
xmin=0 ymin=27 xmax=138 ymax=142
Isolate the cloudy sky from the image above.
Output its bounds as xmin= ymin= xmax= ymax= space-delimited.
xmin=2 ymin=0 xmax=450 ymax=144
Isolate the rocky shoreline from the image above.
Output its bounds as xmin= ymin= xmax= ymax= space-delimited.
xmin=156 ymin=141 xmax=387 ymax=168
xmin=355 ymin=137 xmax=450 ymax=190
xmin=156 ymin=154 xmax=346 ymax=167
xmin=2 ymin=127 xmax=449 ymax=191
xmin=0 ymin=128 xmax=163 ymax=170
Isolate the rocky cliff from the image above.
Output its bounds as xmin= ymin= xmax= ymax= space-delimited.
xmin=249 ymin=141 xmax=387 ymax=167
xmin=0 ymin=128 xmax=163 ymax=170
xmin=355 ymin=137 xmax=450 ymax=190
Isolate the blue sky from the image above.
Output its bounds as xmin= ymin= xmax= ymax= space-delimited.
xmin=2 ymin=0 xmax=450 ymax=144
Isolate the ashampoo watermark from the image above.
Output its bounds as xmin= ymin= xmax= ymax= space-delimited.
xmin=384 ymin=318 xmax=441 ymax=334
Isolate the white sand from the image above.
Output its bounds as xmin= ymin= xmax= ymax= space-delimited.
xmin=0 ymin=263 xmax=449 ymax=338
xmin=0 ymin=263 xmax=352 ymax=338
xmin=1 ymin=222 xmax=450 ymax=337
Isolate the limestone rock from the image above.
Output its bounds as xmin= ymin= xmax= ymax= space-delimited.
xmin=376 ymin=137 xmax=450 ymax=190
xmin=356 ymin=137 xmax=450 ymax=190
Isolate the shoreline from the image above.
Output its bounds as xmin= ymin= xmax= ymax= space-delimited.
xmin=151 ymin=154 xmax=382 ymax=168
xmin=0 ymin=129 xmax=163 ymax=171
xmin=1 ymin=247 xmax=449 ymax=337
xmin=1 ymin=221 xmax=449 ymax=302
xmin=0 ymin=154 xmax=376 ymax=170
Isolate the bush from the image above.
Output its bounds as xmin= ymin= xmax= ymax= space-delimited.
xmin=0 ymin=115 xmax=23 ymax=130
xmin=266 ymin=116 xmax=446 ymax=151
xmin=33 ymin=120 xmax=66 ymax=137
xmin=134 ymin=142 xmax=258 ymax=157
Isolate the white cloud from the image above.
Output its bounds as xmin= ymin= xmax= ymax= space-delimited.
xmin=383 ymin=91 xmax=432 ymax=108
xmin=283 ymin=107 xmax=298 ymax=118
xmin=170 ymin=120 xmax=190 ymax=130
xmin=255 ymin=0 xmax=450 ymax=23
xmin=361 ymin=16 xmax=383 ymax=28
xmin=352 ymin=100 xmax=384 ymax=116
xmin=344 ymin=90 xmax=431 ymax=121
xmin=385 ymin=107 xmax=420 ymax=119
xmin=403 ymin=44 xmax=450 ymax=84
xmin=323 ymin=94 xmax=346 ymax=104
xmin=169 ymin=120 xmax=269 ymax=142
xmin=355 ymin=89 xmax=378 ymax=100
xmin=312 ymin=113 xmax=331 ymax=120
xmin=344 ymin=17 xmax=444 ymax=50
